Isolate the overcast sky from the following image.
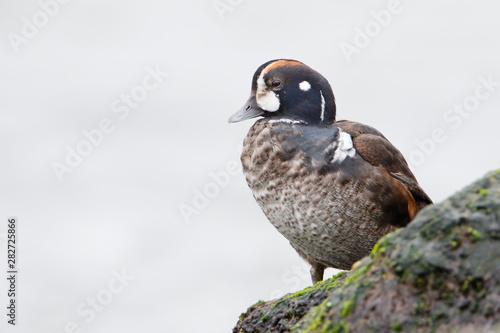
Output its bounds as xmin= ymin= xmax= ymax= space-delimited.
xmin=1 ymin=1 xmax=500 ymax=332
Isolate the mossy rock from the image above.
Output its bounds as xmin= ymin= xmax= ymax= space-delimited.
xmin=233 ymin=272 xmax=347 ymax=333
xmin=234 ymin=170 xmax=500 ymax=333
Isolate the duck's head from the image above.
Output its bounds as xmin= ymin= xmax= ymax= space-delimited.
xmin=229 ymin=59 xmax=336 ymax=125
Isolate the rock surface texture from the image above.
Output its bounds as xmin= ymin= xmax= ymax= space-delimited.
xmin=234 ymin=170 xmax=500 ymax=333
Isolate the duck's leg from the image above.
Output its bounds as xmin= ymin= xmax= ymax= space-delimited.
xmin=290 ymin=243 xmax=327 ymax=285
xmin=310 ymin=262 xmax=326 ymax=285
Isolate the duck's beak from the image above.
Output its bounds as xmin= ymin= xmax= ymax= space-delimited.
xmin=228 ymin=96 xmax=265 ymax=123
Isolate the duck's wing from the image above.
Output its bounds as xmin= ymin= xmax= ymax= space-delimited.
xmin=336 ymin=120 xmax=433 ymax=212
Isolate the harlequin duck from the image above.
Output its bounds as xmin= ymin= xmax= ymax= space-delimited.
xmin=229 ymin=59 xmax=432 ymax=284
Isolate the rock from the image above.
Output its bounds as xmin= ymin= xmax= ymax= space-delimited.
xmin=233 ymin=272 xmax=347 ymax=333
xmin=234 ymin=170 xmax=500 ymax=333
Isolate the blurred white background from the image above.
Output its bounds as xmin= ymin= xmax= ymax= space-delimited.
xmin=1 ymin=1 xmax=500 ymax=332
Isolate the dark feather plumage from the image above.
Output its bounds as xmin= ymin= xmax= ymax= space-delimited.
xmin=230 ymin=60 xmax=432 ymax=284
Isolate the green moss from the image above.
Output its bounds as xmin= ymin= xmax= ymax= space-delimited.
xmin=360 ymin=279 xmax=374 ymax=289
xmin=393 ymin=322 xmax=402 ymax=332
xmin=467 ymin=228 xmax=482 ymax=242
xmin=412 ymin=249 xmax=423 ymax=260
xmin=261 ymin=314 xmax=268 ymax=323
xmin=326 ymin=281 xmax=340 ymax=291
xmin=331 ymin=322 xmax=349 ymax=333
xmin=370 ymin=234 xmax=393 ymax=259
xmin=479 ymin=189 xmax=488 ymax=197
xmin=419 ymin=260 xmax=431 ymax=271
xmin=370 ymin=242 xmax=385 ymax=259
xmin=414 ymin=302 xmax=430 ymax=315
xmin=442 ymin=290 xmax=455 ymax=306
xmin=287 ymin=286 xmax=315 ymax=299
xmin=467 ymin=198 xmax=477 ymax=209
xmin=471 ymin=278 xmax=484 ymax=292
xmin=300 ymin=300 xmax=331 ymax=333
xmin=470 ymin=300 xmax=479 ymax=313
xmin=420 ymin=223 xmax=439 ymax=241
xmin=432 ymin=311 xmax=447 ymax=320
xmin=342 ymin=296 xmax=356 ymax=318
xmin=279 ymin=271 xmax=346 ymax=306
xmin=462 ymin=277 xmax=471 ymax=292
xmin=294 ymin=276 xmax=348 ymax=332
xmin=332 ymin=271 xmax=347 ymax=279
xmin=393 ymin=264 xmax=404 ymax=277
xmin=238 ymin=313 xmax=248 ymax=322
xmin=416 ymin=277 xmax=427 ymax=289
xmin=344 ymin=262 xmax=372 ymax=288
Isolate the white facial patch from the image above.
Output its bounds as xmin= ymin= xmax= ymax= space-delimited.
xmin=320 ymin=90 xmax=325 ymax=123
xmin=299 ymin=81 xmax=311 ymax=91
xmin=331 ymin=130 xmax=356 ymax=164
xmin=256 ymin=71 xmax=280 ymax=112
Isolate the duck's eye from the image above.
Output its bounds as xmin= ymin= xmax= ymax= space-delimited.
xmin=271 ymin=80 xmax=282 ymax=88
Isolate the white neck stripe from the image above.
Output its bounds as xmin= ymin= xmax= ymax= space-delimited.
xmin=320 ymin=90 xmax=325 ymax=123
